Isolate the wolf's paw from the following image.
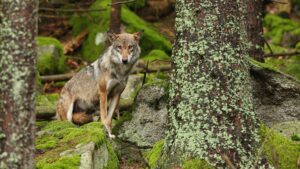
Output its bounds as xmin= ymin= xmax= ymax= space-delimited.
xmin=108 ymin=133 xmax=116 ymax=139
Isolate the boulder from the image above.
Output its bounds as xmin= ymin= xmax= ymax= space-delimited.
xmin=118 ymin=82 xmax=168 ymax=147
xmin=37 ymin=37 xmax=68 ymax=75
xmin=250 ymin=63 xmax=300 ymax=126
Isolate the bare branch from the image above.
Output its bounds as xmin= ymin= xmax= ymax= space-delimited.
xmin=264 ymin=51 xmax=300 ymax=57
xmin=39 ymin=7 xmax=107 ymax=13
xmin=108 ymin=0 xmax=136 ymax=6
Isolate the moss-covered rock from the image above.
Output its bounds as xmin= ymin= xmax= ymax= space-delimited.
xmin=260 ymin=126 xmax=300 ymax=169
xmin=69 ymin=0 xmax=171 ymax=62
xmin=182 ymin=159 xmax=213 ymax=169
xmin=36 ymin=94 xmax=59 ymax=119
xmin=37 ymin=37 xmax=68 ymax=75
xmin=35 ymin=121 xmax=119 ymax=169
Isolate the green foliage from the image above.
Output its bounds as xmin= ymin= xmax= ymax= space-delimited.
xmin=291 ymin=135 xmax=300 ymax=142
xmin=122 ymin=7 xmax=172 ymax=56
xmin=182 ymin=159 xmax=213 ymax=169
xmin=36 ymin=37 xmax=68 ymax=75
xmin=260 ymin=126 xmax=300 ymax=169
xmin=69 ymin=0 xmax=111 ymax=62
xmin=142 ymin=49 xmax=171 ymax=61
xmin=264 ymin=14 xmax=300 ymax=46
xmin=144 ymin=140 xmax=165 ymax=168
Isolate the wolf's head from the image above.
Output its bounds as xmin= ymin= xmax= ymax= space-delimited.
xmin=108 ymin=31 xmax=143 ymax=65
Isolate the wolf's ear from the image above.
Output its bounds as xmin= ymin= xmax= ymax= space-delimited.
xmin=133 ymin=30 xmax=144 ymax=41
xmin=107 ymin=32 xmax=118 ymax=42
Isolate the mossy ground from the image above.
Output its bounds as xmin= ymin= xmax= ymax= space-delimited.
xmin=37 ymin=37 xmax=68 ymax=75
xmin=35 ymin=121 xmax=118 ymax=169
xmin=144 ymin=140 xmax=165 ymax=168
xmin=260 ymin=126 xmax=300 ymax=169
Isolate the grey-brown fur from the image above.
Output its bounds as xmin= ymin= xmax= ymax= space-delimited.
xmin=56 ymin=32 xmax=143 ymax=138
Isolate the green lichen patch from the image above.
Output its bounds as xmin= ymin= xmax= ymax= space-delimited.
xmin=36 ymin=37 xmax=68 ymax=75
xmin=260 ymin=126 xmax=300 ymax=169
xmin=144 ymin=140 xmax=165 ymax=168
xmin=35 ymin=121 xmax=117 ymax=168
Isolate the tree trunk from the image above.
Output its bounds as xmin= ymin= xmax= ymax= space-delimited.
xmin=0 ymin=1 xmax=38 ymax=168
xmin=109 ymin=0 xmax=121 ymax=33
xmin=159 ymin=0 xmax=268 ymax=168
xmin=246 ymin=0 xmax=264 ymax=62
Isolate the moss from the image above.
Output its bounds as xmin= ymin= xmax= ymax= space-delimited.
xmin=122 ymin=7 xmax=172 ymax=56
xmin=36 ymin=155 xmax=80 ymax=169
xmin=260 ymin=126 xmax=300 ymax=169
xmin=144 ymin=140 xmax=165 ymax=169
xmin=182 ymin=159 xmax=213 ymax=169
xmin=37 ymin=37 xmax=68 ymax=75
xmin=264 ymin=43 xmax=289 ymax=54
xmin=69 ymin=0 xmax=111 ymax=62
xmin=142 ymin=49 xmax=171 ymax=61
xmin=264 ymin=14 xmax=300 ymax=47
xmin=36 ymin=93 xmax=59 ymax=109
xmin=35 ymin=121 xmax=118 ymax=168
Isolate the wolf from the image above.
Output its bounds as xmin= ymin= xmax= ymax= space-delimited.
xmin=56 ymin=31 xmax=143 ymax=138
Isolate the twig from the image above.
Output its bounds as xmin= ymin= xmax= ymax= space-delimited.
xmin=221 ymin=154 xmax=236 ymax=169
xmin=264 ymin=51 xmax=300 ymax=57
xmin=40 ymin=64 xmax=172 ymax=82
xmin=108 ymin=0 xmax=136 ymax=6
xmin=39 ymin=14 xmax=70 ymax=19
xmin=39 ymin=7 xmax=107 ymax=13
xmin=270 ymin=0 xmax=288 ymax=4
xmin=263 ymin=39 xmax=273 ymax=55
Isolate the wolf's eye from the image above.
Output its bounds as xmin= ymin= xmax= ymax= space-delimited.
xmin=117 ymin=45 xmax=122 ymax=50
xmin=128 ymin=45 xmax=134 ymax=51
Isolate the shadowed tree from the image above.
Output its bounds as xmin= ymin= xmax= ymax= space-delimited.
xmin=109 ymin=0 xmax=121 ymax=33
xmin=157 ymin=0 xmax=269 ymax=168
xmin=246 ymin=0 xmax=264 ymax=62
xmin=0 ymin=0 xmax=38 ymax=168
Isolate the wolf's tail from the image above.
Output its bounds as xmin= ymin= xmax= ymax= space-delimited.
xmin=72 ymin=112 xmax=94 ymax=125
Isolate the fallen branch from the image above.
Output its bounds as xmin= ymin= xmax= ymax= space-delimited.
xmin=39 ymin=7 xmax=107 ymax=13
xmin=62 ymin=29 xmax=89 ymax=54
xmin=108 ymin=0 xmax=136 ymax=6
xmin=264 ymin=51 xmax=300 ymax=57
xmin=40 ymin=63 xmax=172 ymax=82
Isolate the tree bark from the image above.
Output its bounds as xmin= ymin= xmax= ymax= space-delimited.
xmin=159 ymin=0 xmax=269 ymax=168
xmin=246 ymin=0 xmax=264 ymax=62
xmin=0 ymin=1 xmax=38 ymax=168
xmin=109 ymin=0 xmax=122 ymax=33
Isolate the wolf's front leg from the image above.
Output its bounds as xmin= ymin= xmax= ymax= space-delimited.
xmin=99 ymin=79 xmax=114 ymax=138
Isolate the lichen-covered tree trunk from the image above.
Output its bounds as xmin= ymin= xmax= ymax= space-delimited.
xmin=159 ymin=0 xmax=268 ymax=168
xmin=109 ymin=0 xmax=121 ymax=33
xmin=246 ymin=0 xmax=264 ymax=62
xmin=0 ymin=1 xmax=38 ymax=168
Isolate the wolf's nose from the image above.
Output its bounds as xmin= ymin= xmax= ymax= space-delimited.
xmin=122 ymin=59 xmax=128 ymax=64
